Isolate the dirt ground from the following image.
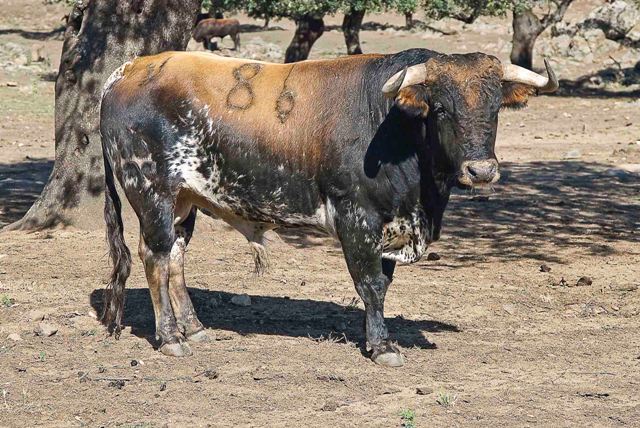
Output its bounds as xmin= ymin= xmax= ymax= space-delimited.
xmin=1 ymin=1 xmax=640 ymax=426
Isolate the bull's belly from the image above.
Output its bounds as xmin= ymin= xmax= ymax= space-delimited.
xmin=170 ymin=141 xmax=429 ymax=263
xmin=173 ymin=162 xmax=337 ymax=238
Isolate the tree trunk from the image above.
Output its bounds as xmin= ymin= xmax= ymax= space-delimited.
xmin=510 ymin=9 xmax=543 ymax=70
xmin=6 ymin=0 xmax=201 ymax=231
xmin=284 ymin=15 xmax=324 ymax=63
xmin=404 ymin=12 xmax=413 ymax=29
xmin=342 ymin=9 xmax=365 ymax=55
xmin=264 ymin=16 xmax=270 ymax=29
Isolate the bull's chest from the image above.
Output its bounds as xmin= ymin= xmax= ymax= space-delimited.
xmin=382 ymin=206 xmax=432 ymax=264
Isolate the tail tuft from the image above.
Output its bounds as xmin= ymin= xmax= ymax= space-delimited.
xmin=100 ymin=142 xmax=131 ymax=338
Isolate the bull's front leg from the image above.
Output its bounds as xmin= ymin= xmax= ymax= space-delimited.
xmin=335 ymin=205 xmax=404 ymax=367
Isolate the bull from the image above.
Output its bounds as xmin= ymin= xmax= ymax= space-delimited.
xmin=99 ymin=49 xmax=557 ymax=366
xmin=193 ymin=18 xmax=241 ymax=51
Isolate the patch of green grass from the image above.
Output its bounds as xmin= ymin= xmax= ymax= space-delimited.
xmin=400 ymin=408 xmax=416 ymax=428
xmin=38 ymin=351 xmax=46 ymax=362
xmin=1 ymin=295 xmax=14 ymax=308
xmin=436 ymin=390 xmax=457 ymax=407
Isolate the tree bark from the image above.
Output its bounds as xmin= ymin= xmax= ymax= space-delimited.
xmin=510 ymin=9 xmax=543 ymax=70
xmin=510 ymin=1 xmax=574 ymax=70
xmin=284 ymin=14 xmax=324 ymax=63
xmin=6 ymin=0 xmax=201 ymax=231
xmin=404 ymin=12 xmax=413 ymax=29
xmin=342 ymin=9 xmax=365 ymax=55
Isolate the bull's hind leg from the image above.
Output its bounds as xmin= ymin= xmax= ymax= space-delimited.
xmin=336 ymin=205 xmax=404 ymax=367
xmin=138 ymin=206 xmax=191 ymax=357
xmin=168 ymin=207 xmax=208 ymax=342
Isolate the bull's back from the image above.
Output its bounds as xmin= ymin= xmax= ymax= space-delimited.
xmin=110 ymin=51 xmax=382 ymax=170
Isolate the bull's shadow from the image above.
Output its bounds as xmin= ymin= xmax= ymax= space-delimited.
xmin=89 ymin=288 xmax=458 ymax=351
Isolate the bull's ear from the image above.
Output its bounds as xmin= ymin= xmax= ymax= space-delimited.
xmin=394 ymin=85 xmax=429 ymax=118
xmin=502 ymin=82 xmax=537 ymax=109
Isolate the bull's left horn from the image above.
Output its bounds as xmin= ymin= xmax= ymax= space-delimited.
xmin=382 ymin=63 xmax=427 ymax=97
xmin=501 ymin=59 xmax=559 ymax=94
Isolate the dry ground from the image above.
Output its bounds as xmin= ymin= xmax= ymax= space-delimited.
xmin=1 ymin=1 xmax=639 ymax=426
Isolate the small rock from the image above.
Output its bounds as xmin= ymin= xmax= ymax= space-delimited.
xmin=203 ymin=368 xmax=218 ymax=380
xmin=230 ymin=294 xmax=251 ymax=307
xmin=108 ymin=379 xmax=125 ymax=389
xmin=34 ymin=322 xmax=58 ymax=337
xmin=427 ymin=252 xmax=441 ymax=261
xmin=502 ymin=304 xmax=516 ymax=315
xmin=576 ymin=276 xmax=593 ymax=287
xmin=130 ymin=360 xmax=138 ymax=367
xmin=159 ymin=382 xmax=167 ymax=391
xmin=540 ymin=264 xmax=551 ymax=273
xmin=87 ymin=308 xmax=98 ymax=319
xmin=564 ymin=149 xmax=582 ymax=159
xmin=28 ymin=310 xmax=47 ymax=322
xmin=5 ymin=81 xmax=18 ymax=87
xmin=7 ymin=333 xmax=22 ymax=341
xmin=416 ymin=387 xmax=434 ymax=395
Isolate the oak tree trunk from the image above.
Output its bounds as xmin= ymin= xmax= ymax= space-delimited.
xmin=510 ymin=1 xmax=574 ymax=70
xmin=284 ymin=14 xmax=324 ymax=63
xmin=6 ymin=0 xmax=201 ymax=230
xmin=342 ymin=9 xmax=365 ymax=55
xmin=405 ymin=12 xmax=413 ymax=29
xmin=510 ymin=9 xmax=543 ymax=70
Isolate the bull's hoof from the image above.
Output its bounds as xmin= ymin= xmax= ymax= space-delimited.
xmin=371 ymin=344 xmax=405 ymax=367
xmin=160 ymin=341 xmax=192 ymax=357
xmin=186 ymin=329 xmax=211 ymax=343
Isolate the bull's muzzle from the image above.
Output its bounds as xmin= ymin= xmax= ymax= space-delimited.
xmin=459 ymin=159 xmax=500 ymax=186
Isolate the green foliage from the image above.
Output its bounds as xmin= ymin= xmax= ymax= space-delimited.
xmin=1 ymin=295 xmax=13 ymax=307
xmin=436 ymin=389 xmax=458 ymax=407
xmin=390 ymin=0 xmax=421 ymax=14
xmin=425 ymin=0 xmax=512 ymax=20
xmin=400 ymin=408 xmax=416 ymax=428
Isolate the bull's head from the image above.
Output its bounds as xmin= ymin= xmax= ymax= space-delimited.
xmin=382 ymin=53 xmax=558 ymax=187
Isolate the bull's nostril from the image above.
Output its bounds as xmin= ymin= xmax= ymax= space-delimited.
xmin=467 ymin=165 xmax=480 ymax=177
xmin=461 ymin=160 xmax=498 ymax=184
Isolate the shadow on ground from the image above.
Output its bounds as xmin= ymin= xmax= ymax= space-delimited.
xmin=0 ymin=27 xmax=64 ymax=40
xmin=89 ymin=288 xmax=456 ymax=350
xmin=440 ymin=161 xmax=640 ymax=265
xmin=557 ymin=64 xmax=640 ymax=98
xmin=0 ymin=159 xmax=53 ymax=227
xmin=2 ymin=160 xmax=639 ymax=262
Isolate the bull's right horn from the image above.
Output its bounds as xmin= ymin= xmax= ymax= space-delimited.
xmin=382 ymin=63 xmax=428 ymax=97
xmin=501 ymin=59 xmax=559 ymax=94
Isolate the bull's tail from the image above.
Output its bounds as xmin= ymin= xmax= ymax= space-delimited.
xmin=100 ymin=141 xmax=131 ymax=339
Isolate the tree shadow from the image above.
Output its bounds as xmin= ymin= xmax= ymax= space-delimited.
xmin=556 ymin=64 xmax=640 ymax=98
xmin=0 ymin=160 xmax=53 ymax=227
xmin=0 ymin=27 xmax=65 ymax=40
xmin=238 ymin=24 xmax=286 ymax=33
xmin=437 ymin=161 xmax=640 ymax=266
xmin=89 ymin=288 xmax=457 ymax=352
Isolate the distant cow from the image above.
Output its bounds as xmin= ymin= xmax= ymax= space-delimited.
xmin=99 ymin=49 xmax=557 ymax=366
xmin=193 ymin=18 xmax=240 ymax=51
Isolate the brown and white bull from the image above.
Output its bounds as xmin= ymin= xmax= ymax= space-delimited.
xmin=99 ymin=49 xmax=557 ymax=366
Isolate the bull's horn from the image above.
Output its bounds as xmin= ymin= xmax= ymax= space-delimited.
xmin=382 ymin=63 xmax=427 ymax=97
xmin=502 ymin=59 xmax=558 ymax=94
